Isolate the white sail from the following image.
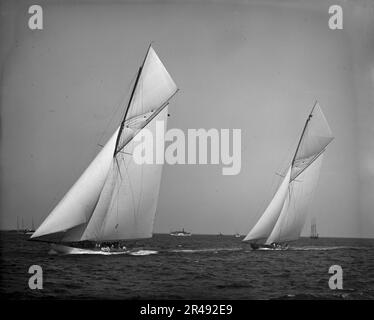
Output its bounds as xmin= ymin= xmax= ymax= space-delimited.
xmin=243 ymin=167 xmax=291 ymax=242
xmin=244 ymin=101 xmax=333 ymax=245
xmin=291 ymin=102 xmax=333 ymax=180
xmin=116 ymin=46 xmax=178 ymax=154
xmin=265 ymin=154 xmax=323 ymax=244
xmin=31 ymin=128 xmax=119 ymax=241
xmin=81 ymin=108 xmax=168 ymax=241
xmin=32 ymin=45 xmax=178 ymax=243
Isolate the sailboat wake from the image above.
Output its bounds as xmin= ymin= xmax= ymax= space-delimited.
xmin=289 ymin=246 xmax=368 ymax=251
xmin=48 ymin=249 xmax=113 ymax=255
xmin=251 ymin=247 xmax=288 ymax=251
xmin=170 ymin=247 xmax=243 ymax=253
xmin=128 ymin=250 xmax=159 ymax=256
xmin=48 ymin=246 xmax=159 ymax=256
xmin=48 ymin=248 xmax=129 ymax=255
xmin=48 ymin=246 xmax=243 ymax=256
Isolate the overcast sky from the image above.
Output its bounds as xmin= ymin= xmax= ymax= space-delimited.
xmin=1 ymin=0 xmax=373 ymax=238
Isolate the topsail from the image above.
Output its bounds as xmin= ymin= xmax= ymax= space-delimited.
xmin=244 ymin=102 xmax=333 ymax=245
xmin=31 ymin=45 xmax=178 ymax=243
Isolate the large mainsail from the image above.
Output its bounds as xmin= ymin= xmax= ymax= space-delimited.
xmin=80 ymin=108 xmax=169 ymax=241
xmin=265 ymin=154 xmax=323 ymax=244
xmin=243 ymin=167 xmax=291 ymax=242
xmin=244 ymin=102 xmax=333 ymax=244
xmin=32 ymin=45 xmax=178 ymax=243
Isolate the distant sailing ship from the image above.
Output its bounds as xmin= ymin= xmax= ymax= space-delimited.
xmin=17 ymin=216 xmax=35 ymax=234
xmin=243 ymin=102 xmax=334 ymax=250
xmin=31 ymin=44 xmax=179 ymax=254
xmin=25 ymin=218 xmax=35 ymax=235
xmin=170 ymin=228 xmax=191 ymax=237
xmin=310 ymin=217 xmax=319 ymax=239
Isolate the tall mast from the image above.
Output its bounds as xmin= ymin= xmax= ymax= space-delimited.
xmin=291 ymin=101 xmax=317 ymax=167
xmin=113 ymin=43 xmax=153 ymax=157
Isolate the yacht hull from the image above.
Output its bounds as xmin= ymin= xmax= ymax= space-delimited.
xmin=250 ymin=243 xmax=289 ymax=251
xmin=49 ymin=243 xmax=128 ymax=255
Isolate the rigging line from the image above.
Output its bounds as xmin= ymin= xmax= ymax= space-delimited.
xmin=117 ymin=150 xmax=131 ymax=231
xmin=136 ymin=145 xmax=144 ymax=223
xmin=291 ymin=100 xmax=318 ymax=167
xmin=100 ymin=162 xmax=119 ymax=239
xmin=97 ymin=70 xmax=138 ymax=147
xmin=141 ymin=73 xmax=144 ymax=121
xmin=135 ymin=80 xmax=145 ymax=224
xmin=114 ymin=66 xmax=142 ymax=156
xmin=120 ymin=145 xmax=138 ymax=224
xmin=95 ymin=167 xmax=118 ymax=240
xmin=278 ymin=183 xmax=293 ymax=243
xmin=290 ymin=148 xmax=326 ymax=182
xmin=114 ymin=43 xmax=153 ymax=156
xmin=84 ymin=161 xmax=116 ymax=242
xmin=118 ymin=151 xmax=132 ymax=155
xmin=290 ymin=181 xmax=298 ymax=236
xmin=115 ymin=156 xmax=123 ymax=180
xmin=289 ymin=182 xmax=297 ymax=238
xmin=124 ymin=110 xmax=154 ymax=124
xmin=114 ymin=89 xmax=179 ymax=156
xmin=274 ymin=185 xmax=291 ymax=242
xmin=83 ymin=184 xmax=104 ymax=238
xmin=113 ymin=154 xmax=122 ymax=234
xmin=115 ymin=161 xmax=121 ymax=233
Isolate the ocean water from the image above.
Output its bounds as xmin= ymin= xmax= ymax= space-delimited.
xmin=1 ymin=231 xmax=373 ymax=300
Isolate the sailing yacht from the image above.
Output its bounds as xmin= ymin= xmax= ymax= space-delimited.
xmin=24 ymin=217 xmax=35 ymax=235
xmin=31 ymin=44 xmax=179 ymax=254
xmin=170 ymin=228 xmax=191 ymax=237
xmin=243 ymin=102 xmax=334 ymax=250
xmin=310 ymin=217 xmax=319 ymax=239
xmin=16 ymin=216 xmax=33 ymax=234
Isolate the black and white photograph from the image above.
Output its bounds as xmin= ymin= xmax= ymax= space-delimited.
xmin=0 ymin=0 xmax=373 ymax=309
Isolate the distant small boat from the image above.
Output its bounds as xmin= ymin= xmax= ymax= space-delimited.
xmin=170 ymin=228 xmax=191 ymax=237
xmin=235 ymin=233 xmax=241 ymax=238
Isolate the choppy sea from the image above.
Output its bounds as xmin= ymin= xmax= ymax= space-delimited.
xmin=1 ymin=232 xmax=373 ymax=300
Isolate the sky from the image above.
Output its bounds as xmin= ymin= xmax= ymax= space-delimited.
xmin=1 ymin=0 xmax=373 ymax=238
